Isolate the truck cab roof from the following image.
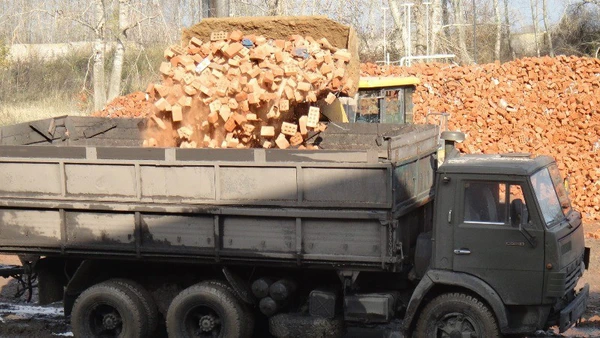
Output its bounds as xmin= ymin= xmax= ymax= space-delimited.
xmin=439 ymin=154 xmax=555 ymax=176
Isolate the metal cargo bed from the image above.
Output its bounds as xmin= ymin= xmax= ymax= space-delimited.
xmin=0 ymin=117 xmax=438 ymax=270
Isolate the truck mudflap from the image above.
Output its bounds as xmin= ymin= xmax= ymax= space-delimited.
xmin=559 ymin=283 xmax=589 ymax=333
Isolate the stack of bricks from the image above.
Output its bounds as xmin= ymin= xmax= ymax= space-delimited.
xmin=361 ymin=55 xmax=600 ymax=220
xmin=143 ymin=30 xmax=352 ymax=150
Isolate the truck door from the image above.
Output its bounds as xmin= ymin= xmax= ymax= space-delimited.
xmin=452 ymin=179 xmax=545 ymax=304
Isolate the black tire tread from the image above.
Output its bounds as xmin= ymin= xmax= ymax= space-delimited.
xmin=166 ymin=283 xmax=246 ymax=338
xmin=414 ymin=292 xmax=500 ymax=338
xmin=71 ymin=281 xmax=147 ymax=338
xmin=105 ymin=278 xmax=160 ymax=335
xmin=201 ymin=280 xmax=255 ymax=337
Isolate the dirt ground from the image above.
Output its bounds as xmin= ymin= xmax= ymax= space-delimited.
xmin=0 ymin=223 xmax=599 ymax=337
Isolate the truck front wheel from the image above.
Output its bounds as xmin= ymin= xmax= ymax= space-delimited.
xmin=414 ymin=292 xmax=500 ymax=338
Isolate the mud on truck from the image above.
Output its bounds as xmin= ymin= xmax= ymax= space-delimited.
xmin=0 ymin=114 xmax=590 ymax=338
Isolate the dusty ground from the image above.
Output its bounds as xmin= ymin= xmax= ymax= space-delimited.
xmin=0 ymin=223 xmax=599 ymax=337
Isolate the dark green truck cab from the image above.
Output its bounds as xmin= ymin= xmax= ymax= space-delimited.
xmin=406 ymin=144 xmax=590 ymax=335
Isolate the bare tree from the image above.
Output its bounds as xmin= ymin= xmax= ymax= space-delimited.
xmin=503 ymin=0 xmax=514 ymax=59
xmin=413 ymin=0 xmax=427 ymax=55
xmin=450 ymin=0 xmax=473 ymax=63
xmin=430 ymin=0 xmax=444 ymax=54
xmin=542 ymin=0 xmax=554 ymax=56
xmin=266 ymin=0 xmax=285 ymax=15
xmin=493 ymin=0 xmax=501 ymax=60
xmin=107 ymin=0 xmax=158 ymax=102
xmin=530 ymin=0 xmax=540 ymax=57
xmin=92 ymin=0 xmax=107 ymax=111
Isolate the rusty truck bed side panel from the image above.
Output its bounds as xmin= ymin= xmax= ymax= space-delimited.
xmin=0 ymin=119 xmax=438 ymax=270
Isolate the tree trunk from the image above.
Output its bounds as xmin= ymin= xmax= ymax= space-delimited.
xmin=494 ymin=0 xmax=501 ymax=61
xmin=388 ymin=0 xmax=404 ymax=32
xmin=450 ymin=0 xmax=473 ymax=63
xmin=414 ymin=0 xmax=426 ymax=56
xmin=388 ymin=0 xmax=405 ymax=58
xmin=542 ymin=0 xmax=554 ymax=56
xmin=530 ymin=0 xmax=540 ymax=57
xmin=107 ymin=0 xmax=129 ymax=102
xmin=431 ymin=0 xmax=443 ymax=54
xmin=503 ymin=0 xmax=514 ymax=59
xmin=267 ymin=0 xmax=284 ymax=16
xmin=442 ymin=0 xmax=450 ymax=40
xmin=93 ymin=0 xmax=107 ymax=111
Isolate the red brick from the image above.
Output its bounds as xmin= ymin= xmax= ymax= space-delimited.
xmin=261 ymin=126 xmax=275 ymax=137
xmin=224 ymin=42 xmax=244 ymax=58
xmin=275 ymin=134 xmax=290 ymax=149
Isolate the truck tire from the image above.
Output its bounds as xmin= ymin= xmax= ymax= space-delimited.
xmin=414 ymin=292 xmax=500 ymax=338
xmin=106 ymin=278 xmax=159 ymax=336
xmin=201 ymin=280 xmax=255 ymax=337
xmin=166 ymin=283 xmax=247 ymax=338
xmin=71 ymin=281 xmax=148 ymax=338
xmin=269 ymin=313 xmax=344 ymax=338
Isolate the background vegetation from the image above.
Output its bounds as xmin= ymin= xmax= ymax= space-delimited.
xmin=0 ymin=0 xmax=599 ymax=125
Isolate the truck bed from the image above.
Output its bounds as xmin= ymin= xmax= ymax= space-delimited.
xmin=0 ymin=117 xmax=438 ymax=271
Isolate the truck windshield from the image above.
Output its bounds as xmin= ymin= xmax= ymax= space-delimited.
xmin=530 ymin=165 xmax=572 ymax=228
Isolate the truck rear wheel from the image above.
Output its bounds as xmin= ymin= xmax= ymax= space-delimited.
xmin=414 ymin=292 xmax=500 ymax=338
xmin=71 ymin=281 xmax=148 ymax=338
xmin=200 ymin=280 xmax=255 ymax=337
xmin=107 ymin=278 xmax=159 ymax=335
xmin=166 ymin=283 xmax=247 ymax=338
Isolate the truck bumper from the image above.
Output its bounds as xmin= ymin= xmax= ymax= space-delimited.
xmin=559 ymin=283 xmax=589 ymax=333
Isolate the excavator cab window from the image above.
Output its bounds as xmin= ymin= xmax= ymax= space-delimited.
xmin=353 ymin=86 xmax=415 ymax=124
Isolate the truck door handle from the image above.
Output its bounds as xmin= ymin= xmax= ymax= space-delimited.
xmin=453 ymin=249 xmax=471 ymax=255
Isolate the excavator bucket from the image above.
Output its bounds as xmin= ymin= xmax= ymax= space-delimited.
xmin=182 ymin=15 xmax=360 ymax=96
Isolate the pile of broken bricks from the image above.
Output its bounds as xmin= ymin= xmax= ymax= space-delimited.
xmin=361 ymin=55 xmax=600 ymax=220
xmin=143 ymin=30 xmax=353 ymax=150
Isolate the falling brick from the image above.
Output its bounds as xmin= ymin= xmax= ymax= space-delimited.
xmin=219 ymin=105 xmax=232 ymax=122
xmin=307 ymin=107 xmax=320 ymax=128
xmin=224 ymin=117 xmax=237 ymax=132
xmin=196 ymin=57 xmax=211 ymax=74
xmin=151 ymin=115 xmax=167 ymax=130
xmin=211 ymin=31 xmax=228 ymax=41
xmin=172 ymin=105 xmax=183 ymax=122
xmin=290 ymin=132 xmax=303 ymax=146
xmin=325 ymin=93 xmax=337 ymax=104
xmin=189 ymin=37 xmax=203 ymax=47
xmin=279 ymin=100 xmax=290 ymax=112
xmin=154 ymin=98 xmax=169 ymax=111
xmin=159 ymin=62 xmax=173 ymax=75
xmin=281 ymin=122 xmax=298 ymax=136
xmin=177 ymin=126 xmax=194 ymax=140
xmin=229 ymin=30 xmax=244 ymax=41
xmin=275 ymin=134 xmax=290 ymax=149
xmin=261 ymin=126 xmax=275 ymax=137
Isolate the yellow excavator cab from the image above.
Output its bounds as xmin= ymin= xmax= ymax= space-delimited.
xmin=322 ymin=76 xmax=420 ymax=124
xmin=358 ymin=76 xmax=420 ymax=89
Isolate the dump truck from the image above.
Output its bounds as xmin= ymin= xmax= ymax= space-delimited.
xmin=0 ymin=115 xmax=590 ymax=338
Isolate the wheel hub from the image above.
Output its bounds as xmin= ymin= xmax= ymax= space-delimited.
xmin=102 ymin=313 xmax=121 ymax=330
xmin=199 ymin=315 xmax=216 ymax=332
xmin=437 ymin=313 xmax=477 ymax=338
